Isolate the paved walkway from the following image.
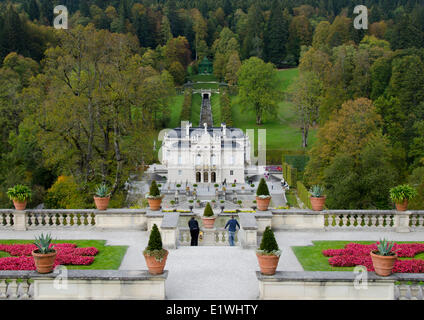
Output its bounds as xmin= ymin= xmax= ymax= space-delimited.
xmin=1 ymin=229 xmax=424 ymax=299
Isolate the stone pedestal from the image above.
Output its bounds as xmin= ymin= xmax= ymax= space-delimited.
xmin=201 ymin=228 xmax=216 ymax=246
xmin=395 ymin=211 xmax=411 ymax=233
xmin=13 ymin=211 xmax=27 ymax=231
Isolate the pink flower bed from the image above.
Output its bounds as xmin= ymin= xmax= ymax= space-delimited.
xmin=0 ymin=243 xmax=99 ymax=270
xmin=322 ymin=243 xmax=424 ymax=273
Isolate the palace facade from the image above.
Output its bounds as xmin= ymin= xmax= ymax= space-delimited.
xmin=161 ymin=123 xmax=251 ymax=184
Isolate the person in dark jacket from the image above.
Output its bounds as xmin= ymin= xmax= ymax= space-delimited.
xmin=224 ymin=216 xmax=240 ymax=246
xmin=188 ymin=216 xmax=200 ymax=246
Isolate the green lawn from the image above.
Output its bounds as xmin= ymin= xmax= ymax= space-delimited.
xmin=292 ymin=240 xmax=424 ymax=272
xmin=188 ymin=74 xmax=218 ymax=82
xmin=211 ymin=94 xmax=221 ymax=126
xmin=0 ymin=240 xmax=128 ymax=270
xmin=168 ymin=94 xmax=184 ymax=128
xmin=231 ymin=68 xmax=317 ymax=152
xmin=190 ymin=93 xmax=202 ymax=126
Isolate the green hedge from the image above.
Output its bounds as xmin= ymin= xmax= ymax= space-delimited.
xmin=220 ymin=89 xmax=233 ymax=126
xmin=282 ymin=162 xmax=297 ymax=187
xmin=180 ymin=89 xmax=192 ymax=121
xmin=266 ymin=150 xmax=283 ymax=164
xmin=297 ymin=181 xmax=312 ymax=209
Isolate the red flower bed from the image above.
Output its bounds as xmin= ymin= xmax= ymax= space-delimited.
xmin=322 ymin=243 xmax=424 ymax=273
xmin=0 ymin=243 xmax=99 ymax=270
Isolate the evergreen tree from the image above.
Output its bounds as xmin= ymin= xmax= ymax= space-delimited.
xmin=28 ymin=0 xmax=40 ymax=21
xmin=147 ymin=224 xmax=163 ymax=251
xmin=259 ymin=226 xmax=279 ymax=252
xmin=79 ymin=0 xmax=91 ymax=17
xmin=39 ymin=0 xmax=54 ymax=25
xmin=1 ymin=5 xmax=28 ymax=60
xmin=264 ymin=0 xmax=289 ymax=67
xmin=257 ymin=178 xmax=270 ymax=196
xmin=203 ymin=202 xmax=214 ymax=217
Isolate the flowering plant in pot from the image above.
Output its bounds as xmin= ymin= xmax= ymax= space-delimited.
xmin=143 ymin=224 xmax=168 ymax=275
xmin=32 ymin=233 xmax=57 ymax=274
xmin=370 ymin=239 xmax=398 ymax=277
xmin=147 ymin=180 xmax=163 ymax=211
xmin=256 ymin=178 xmax=271 ymax=211
xmin=94 ymin=183 xmax=111 ymax=210
xmin=256 ymin=226 xmax=281 ymax=275
xmin=201 ymin=202 xmax=216 ymax=228
xmin=389 ymin=184 xmax=417 ymax=211
xmin=309 ymin=185 xmax=326 ymax=211
xmin=7 ymin=185 xmax=32 ymax=210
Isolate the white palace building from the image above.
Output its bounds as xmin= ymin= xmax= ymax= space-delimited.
xmin=160 ymin=123 xmax=251 ymax=184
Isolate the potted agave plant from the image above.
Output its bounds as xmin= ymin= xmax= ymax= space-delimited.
xmin=202 ymin=202 xmax=216 ymax=228
xmin=7 ymin=185 xmax=32 ymax=210
xmin=256 ymin=226 xmax=281 ymax=275
xmin=94 ymin=183 xmax=111 ymax=210
xmin=32 ymin=233 xmax=57 ymax=274
xmin=147 ymin=180 xmax=163 ymax=211
xmin=256 ymin=178 xmax=271 ymax=211
xmin=310 ymin=185 xmax=326 ymax=211
xmin=143 ymin=224 xmax=168 ymax=275
xmin=370 ymin=239 xmax=398 ymax=277
xmin=389 ymin=184 xmax=417 ymax=211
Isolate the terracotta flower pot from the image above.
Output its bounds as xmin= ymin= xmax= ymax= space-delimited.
xmin=144 ymin=250 xmax=168 ymax=275
xmin=310 ymin=196 xmax=326 ymax=211
xmin=94 ymin=197 xmax=110 ymax=210
xmin=256 ymin=196 xmax=271 ymax=211
xmin=202 ymin=217 xmax=216 ymax=229
xmin=148 ymin=198 xmax=162 ymax=211
xmin=395 ymin=200 xmax=408 ymax=211
xmin=32 ymin=250 xmax=57 ymax=274
xmin=256 ymin=253 xmax=280 ymax=275
xmin=370 ymin=250 xmax=397 ymax=277
xmin=13 ymin=200 xmax=27 ymax=211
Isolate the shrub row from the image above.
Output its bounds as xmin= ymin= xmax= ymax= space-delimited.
xmin=297 ymin=181 xmax=312 ymax=209
xmin=220 ymin=89 xmax=233 ymax=127
xmin=180 ymin=89 xmax=192 ymax=122
xmin=282 ymin=162 xmax=297 ymax=187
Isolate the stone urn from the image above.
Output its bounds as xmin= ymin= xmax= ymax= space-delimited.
xmin=13 ymin=200 xmax=27 ymax=211
xmin=94 ymin=196 xmax=110 ymax=210
xmin=256 ymin=196 xmax=271 ymax=211
xmin=395 ymin=200 xmax=408 ymax=211
xmin=201 ymin=217 xmax=216 ymax=229
xmin=32 ymin=250 xmax=57 ymax=274
xmin=370 ymin=250 xmax=397 ymax=276
xmin=144 ymin=250 xmax=168 ymax=275
xmin=148 ymin=197 xmax=163 ymax=211
xmin=256 ymin=253 xmax=280 ymax=275
xmin=310 ymin=196 xmax=326 ymax=211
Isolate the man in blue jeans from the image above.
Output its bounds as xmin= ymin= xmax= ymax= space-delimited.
xmin=224 ymin=216 xmax=240 ymax=246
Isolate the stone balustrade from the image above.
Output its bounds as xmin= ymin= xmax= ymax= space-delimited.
xmin=179 ymin=227 xmax=239 ymax=246
xmin=270 ymin=209 xmax=424 ymax=232
xmin=0 ymin=270 xmax=167 ymax=300
xmin=1 ymin=208 xmax=423 ymax=235
xmin=257 ymin=271 xmax=424 ymax=300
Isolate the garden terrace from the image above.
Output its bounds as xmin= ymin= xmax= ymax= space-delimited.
xmin=257 ymin=271 xmax=424 ymax=300
xmin=0 ymin=270 xmax=167 ymax=300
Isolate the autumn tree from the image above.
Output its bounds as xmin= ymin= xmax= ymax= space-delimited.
xmin=287 ymin=72 xmax=322 ymax=148
xmin=237 ymin=57 xmax=281 ymax=125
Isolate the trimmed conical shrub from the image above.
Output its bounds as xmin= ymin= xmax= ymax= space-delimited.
xmin=149 ymin=180 xmax=161 ymax=197
xmin=203 ymin=202 xmax=214 ymax=217
xmin=259 ymin=226 xmax=279 ymax=253
xmin=256 ymin=178 xmax=270 ymax=196
xmin=147 ymin=224 xmax=163 ymax=251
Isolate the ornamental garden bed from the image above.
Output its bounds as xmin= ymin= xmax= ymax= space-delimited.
xmin=292 ymin=241 xmax=424 ymax=273
xmin=0 ymin=240 xmax=127 ymax=270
